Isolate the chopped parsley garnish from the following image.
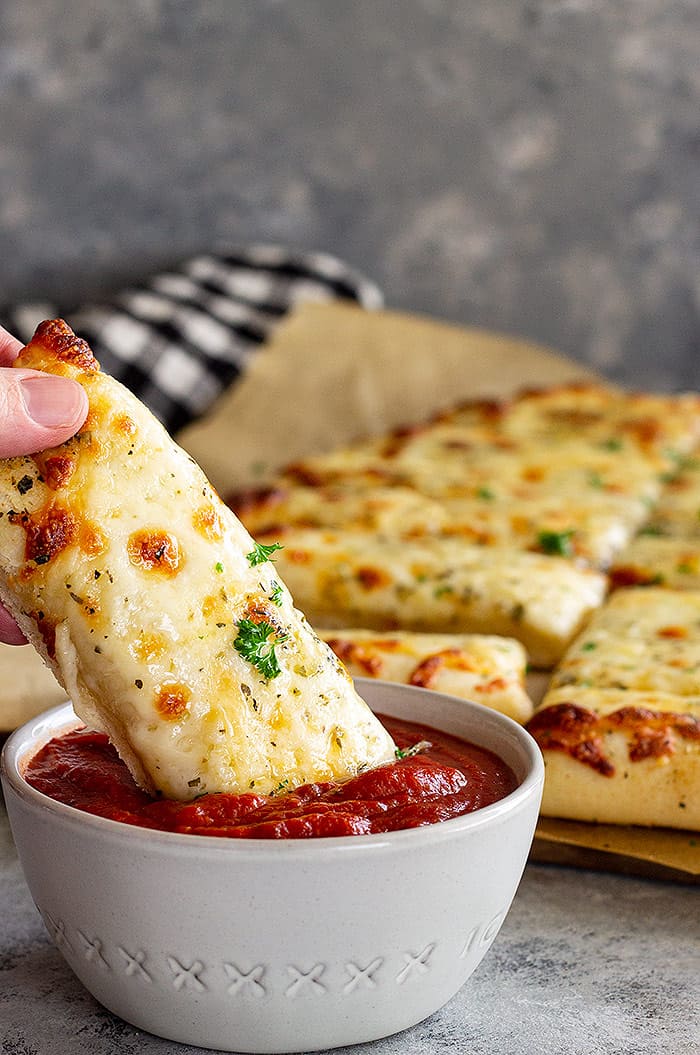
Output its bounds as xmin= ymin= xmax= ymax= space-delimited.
xmin=537 ymin=529 xmax=575 ymax=557
xmin=587 ymin=472 xmax=604 ymax=489
xmin=269 ymin=581 xmax=284 ymax=606
xmin=581 ymin=641 xmax=597 ymax=651
xmin=215 ymin=561 xmax=224 ymax=574
xmin=476 ymin=486 xmax=495 ymax=500
xmin=246 ymin=541 xmax=283 ymax=567
xmin=666 ymin=451 xmax=700 ymax=472
xmin=599 ymin=437 xmax=623 ymax=452
xmin=234 ymin=618 xmax=288 ymax=679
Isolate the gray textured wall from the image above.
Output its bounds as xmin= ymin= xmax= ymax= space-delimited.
xmin=1 ymin=0 xmax=698 ymax=390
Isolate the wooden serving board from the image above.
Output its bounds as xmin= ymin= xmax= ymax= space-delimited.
xmin=2 ymin=303 xmax=697 ymax=881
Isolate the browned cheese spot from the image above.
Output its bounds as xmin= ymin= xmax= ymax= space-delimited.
xmin=227 ymin=486 xmax=285 ymax=518
xmin=545 ymin=408 xmax=604 ymax=429
xmin=526 ymin=703 xmax=614 ymax=776
xmin=283 ymin=465 xmax=325 ymax=487
xmin=657 ymin=625 xmax=688 ymax=639
xmin=380 ymin=424 xmax=425 ymax=459
xmin=619 ymin=415 xmax=662 ymax=448
xmin=521 ymin=465 xmax=545 ymax=482
xmin=154 ymin=683 xmax=191 ymax=721
xmin=527 ymin=702 xmax=700 ymax=776
xmin=127 ymin=530 xmax=182 ymax=575
xmin=243 ymin=602 xmax=279 ymax=627
xmin=82 ymin=407 xmax=102 ymax=433
xmin=475 ymin=677 xmax=509 ymax=694
xmin=131 ymin=631 xmax=167 ymax=663
xmin=114 ymin=413 xmax=137 ymax=436
xmin=325 ymin=638 xmax=384 ymax=677
xmin=286 ymin=548 xmax=311 ymax=565
xmin=13 ymin=504 xmax=77 ymax=569
xmin=26 ymin=319 xmax=99 ymax=373
xmin=79 ymin=521 xmax=106 ymax=557
xmin=409 ymin=647 xmax=477 ymax=689
xmin=356 ymin=566 xmax=390 ymax=590
xmin=32 ymin=452 xmax=77 ymax=491
xmin=609 ymin=566 xmax=661 ymax=589
xmin=192 ymin=504 xmax=224 ymax=541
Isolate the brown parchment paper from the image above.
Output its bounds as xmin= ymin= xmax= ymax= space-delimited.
xmin=2 ymin=303 xmax=697 ymax=880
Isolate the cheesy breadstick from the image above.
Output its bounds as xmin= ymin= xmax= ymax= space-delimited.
xmin=0 ymin=321 xmax=395 ymax=799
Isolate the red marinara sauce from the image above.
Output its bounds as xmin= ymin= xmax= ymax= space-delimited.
xmin=23 ymin=715 xmax=518 ymax=839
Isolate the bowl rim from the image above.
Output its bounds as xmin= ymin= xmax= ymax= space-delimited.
xmin=1 ymin=680 xmax=544 ymax=858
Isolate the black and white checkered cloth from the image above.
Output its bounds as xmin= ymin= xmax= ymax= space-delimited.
xmin=1 ymin=246 xmax=383 ymax=434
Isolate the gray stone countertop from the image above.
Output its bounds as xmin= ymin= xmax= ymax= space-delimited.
xmin=2 ymin=788 xmax=698 ymax=1055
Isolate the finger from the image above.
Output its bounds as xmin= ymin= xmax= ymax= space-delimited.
xmin=0 ymin=602 xmax=27 ymax=645
xmin=0 ymin=367 xmax=89 ymax=457
xmin=0 ymin=324 xmax=23 ymax=366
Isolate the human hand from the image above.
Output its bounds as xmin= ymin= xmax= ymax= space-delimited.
xmin=0 ymin=323 xmax=88 ymax=643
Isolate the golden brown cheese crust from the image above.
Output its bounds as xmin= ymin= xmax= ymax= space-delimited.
xmin=270 ymin=383 xmax=700 ymax=588
xmin=528 ymin=700 xmax=700 ymax=776
xmin=27 ymin=318 xmax=100 ymax=375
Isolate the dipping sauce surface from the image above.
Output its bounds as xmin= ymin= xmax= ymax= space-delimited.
xmin=24 ymin=715 xmax=518 ymax=838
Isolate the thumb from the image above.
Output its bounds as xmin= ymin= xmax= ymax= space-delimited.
xmin=0 ymin=367 xmax=89 ymax=457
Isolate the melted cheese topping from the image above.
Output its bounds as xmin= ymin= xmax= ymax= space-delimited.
xmin=264 ymin=528 xmax=607 ymax=667
xmin=497 ymin=386 xmax=700 ymax=453
xmin=0 ymin=321 xmax=395 ymax=799
xmin=234 ymin=483 xmax=647 ymax=569
xmin=550 ymin=587 xmax=700 ymax=695
xmin=274 ymin=384 xmax=700 ymax=579
xmin=232 ymin=484 xmax=449 ymax=537
xmin=316 ymin=628 xmax=533 ymax=722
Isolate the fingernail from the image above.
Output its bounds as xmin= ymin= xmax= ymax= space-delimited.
xmin=20 ymin=376 xmax=86 ymax=428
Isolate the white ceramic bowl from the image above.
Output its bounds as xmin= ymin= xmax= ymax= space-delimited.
xmin=1 ymin=679 xmax=543 ymax=1054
